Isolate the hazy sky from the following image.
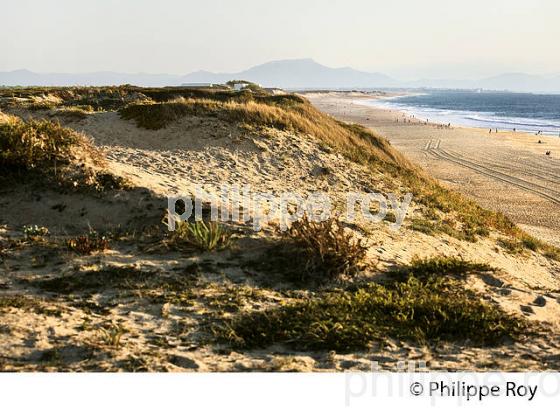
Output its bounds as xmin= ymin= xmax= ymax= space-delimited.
xmin=2 ymin=0 xmax=559 ymax=79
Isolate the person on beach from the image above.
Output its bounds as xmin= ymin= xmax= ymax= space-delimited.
xmin=489 ymin=129 xmax=492 ymax=133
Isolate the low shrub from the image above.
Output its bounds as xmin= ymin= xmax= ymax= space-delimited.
xmin=392 ymin=256 xmax=494 ymax=282
xmin=217 ymin=276 xmax=527 ymax=352
xmin=498 ymin=234 xmax=559 ymax=260
xmin=52 ymin=106 xmax=92 ymax=120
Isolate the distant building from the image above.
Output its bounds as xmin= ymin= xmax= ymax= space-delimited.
xmin=226 ymin=80 xmax=261 ymax=91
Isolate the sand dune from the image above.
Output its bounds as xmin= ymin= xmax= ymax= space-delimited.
xmin=1 ymin=89 xmax=560 ymax=371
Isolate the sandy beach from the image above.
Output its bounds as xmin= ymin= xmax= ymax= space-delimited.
xmin=307 ymin=92 xmax=560 ymax=247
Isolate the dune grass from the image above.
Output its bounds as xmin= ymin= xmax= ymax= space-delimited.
xmin=167 ymin=220 xmax=233 ymax=252
xmin=0 ymin=114 xmax=83 ymax=173
xmin=0 ymin=113 xmax=133 ymax=192
xmin=498 ymin=235 xmax=559 ymax=260
xmin=252 ymin=217 xmax=368 ymax=284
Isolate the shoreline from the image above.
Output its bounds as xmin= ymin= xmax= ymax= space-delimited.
xmin=306 ymin=91 xmax=560 ymax=247
xmin=354 ymin=93 xmax=560 ymax=137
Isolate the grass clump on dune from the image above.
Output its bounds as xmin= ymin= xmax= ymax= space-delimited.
xmin=0 ymin=114 xmax=82 ymax=173
xmin=0 ymin=112 xmax=129 ymax=191
xmin=53 ymin=106 xmax=94 ymax=120
xmin=29 ymin=265 xmax=195 ymax=295
xmin=166 ymin=220 xmax=233 ymax=252
xmin=255 ymin=217 xmax=367 ymax=284
xmin=217 ymin=256 xmax=526 ymax=352
xmin=32 ymin=266 xmax=154 ymax=294
xmin=66 ymin=231 xmax=110 ymax=255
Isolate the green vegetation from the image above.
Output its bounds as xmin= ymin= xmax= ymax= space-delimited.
xmin=410 ymin=217 xmax=488 ymax=242
xmin=167 ymin=220 xmax=233 ymax=252
xmin=119 ymin=100 xmax=193 ymax=129
xmin=92 ymin=171 xmax=133 ymax=191
xmin=97 ymin=323 xmax=126 ymax=349
xmin=0 ymin=86 xmax=149 ymax=111
xmin=0 ymin=295 xmax=42 ymax=311
xmin=22 ymin=225 xmax=50 ymax=240
xmin=0 ymin=112 xmax=132 ymax=193
xmin=498 ymin=234 xmax=559 ymax=260
xmin=392 ymin=256 xmax=494 ymax=282
xmin=217 ymin=257 xmax=527 ymax=352
xmin=53 ymin=106 xmax=94 ymax=120
xmin=27 ymin=101 xmax=59 ymax=111
xmin=31 ymin=265 xmax=157 ymax=294
xmin=0 ymin=295 xmax=61 ymax=316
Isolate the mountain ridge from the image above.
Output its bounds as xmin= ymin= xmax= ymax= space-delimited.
xmin=1 ymin=59 xmax=560 ymax=93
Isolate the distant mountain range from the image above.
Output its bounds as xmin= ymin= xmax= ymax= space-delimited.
xmin=2 ymin=59 xmax=560 ymax=93
xmin=182 ymin=59 xmax=398 ymax=89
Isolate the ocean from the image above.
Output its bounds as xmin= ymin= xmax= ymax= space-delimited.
xmin=359 ymin=91 xmax=560 ymax=136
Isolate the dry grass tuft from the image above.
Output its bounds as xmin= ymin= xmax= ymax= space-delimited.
xmin=66 ymin=231 xmax=110 ymax=255
xmin=253 ymin=217 xmax=368 ymax=284
xmin=283 ymin=216 xmax=367 ymax=282
xmin=0 ymin=114 xmax=82 ymax=172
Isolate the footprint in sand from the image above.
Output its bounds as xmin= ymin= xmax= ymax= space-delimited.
xmin=520 ymin=305 xmax=536 ymax=315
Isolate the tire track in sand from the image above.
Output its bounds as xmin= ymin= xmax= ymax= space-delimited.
xmin=424 ymin=139 xmax=560 ymax=206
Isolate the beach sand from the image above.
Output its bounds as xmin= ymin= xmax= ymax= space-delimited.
xmin=307 ymin=92 xmax=560 ymax=247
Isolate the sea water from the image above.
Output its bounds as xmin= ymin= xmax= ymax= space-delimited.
xmin=360 ymin=91 xmax=560 ymax=136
